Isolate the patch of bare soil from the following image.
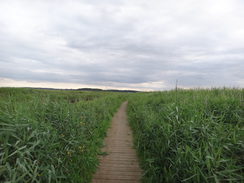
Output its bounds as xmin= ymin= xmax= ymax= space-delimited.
xmin=92 ymin=101 xmax=142 ymax=183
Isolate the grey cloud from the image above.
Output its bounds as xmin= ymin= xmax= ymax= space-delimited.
xmin=0 ymin=0 xmax=244 ymax=90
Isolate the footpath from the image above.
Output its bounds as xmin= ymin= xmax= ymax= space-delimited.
xmin=92 ymin=101 xmax=142 ymax=183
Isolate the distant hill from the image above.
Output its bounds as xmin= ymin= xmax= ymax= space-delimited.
xmin=77 ymin=88 xmax=139 ymax=93
xmin=22 ymin=87 xmax=139 ymax=93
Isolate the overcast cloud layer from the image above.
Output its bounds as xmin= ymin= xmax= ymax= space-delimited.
xmin=0 ymin=0 xmax=243 ymax=90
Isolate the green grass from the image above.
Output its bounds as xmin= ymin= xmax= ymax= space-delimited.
xmin=127 ymin=88 xmax=243 ymax=183
xmin=0 ymin=88 xmax=127 ymax=182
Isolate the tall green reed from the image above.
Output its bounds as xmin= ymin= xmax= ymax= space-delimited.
xmin=0 ymin=88 xmax=127 ymax=182
xmin=128 ymin=88 xmax=243 ymax=183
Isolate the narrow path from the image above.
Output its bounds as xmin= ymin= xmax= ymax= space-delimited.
xmin=92 ymin=101 xmax=142 ymax=183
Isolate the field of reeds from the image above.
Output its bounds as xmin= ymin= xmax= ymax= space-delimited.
xmin=0 ymin=87 xmax=243 ymax=183
xmin=127 ymin=88 xmax=243 ymax=183
xmin=0 ymin=88 xmax=127 ymax=183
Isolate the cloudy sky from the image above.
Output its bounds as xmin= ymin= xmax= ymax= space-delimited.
xmin=0 ymin=0 xmax=243 ymax=91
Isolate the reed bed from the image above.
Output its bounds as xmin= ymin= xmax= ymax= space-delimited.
xmin=128 ymin=88 xmax=243 ymax=183
xmin=0 ymin=88 xmax=126 ymax=183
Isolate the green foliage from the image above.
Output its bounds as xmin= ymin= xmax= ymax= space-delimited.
xmin=0 ymin=88 xmax=127 ymax=183
xmin=1 ymin=87 xmax=243 ymax=183
xmin=127 ymin=88 xmax=244 ymax=183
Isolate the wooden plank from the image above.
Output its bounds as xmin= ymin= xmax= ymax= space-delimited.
xmin=93 ymin=179 xmax=140 ymax=183
xmin=91 ymin=102 xmax=142 ymax=183
xmin=92 ymin=103 xmax=142 ymax=183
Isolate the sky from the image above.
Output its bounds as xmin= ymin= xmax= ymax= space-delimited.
xmin=0 ymin=0 xmax=243 ymax=91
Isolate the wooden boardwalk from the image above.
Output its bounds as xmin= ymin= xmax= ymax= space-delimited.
xmin=92 ymin=101 xmax=142 ymax=183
